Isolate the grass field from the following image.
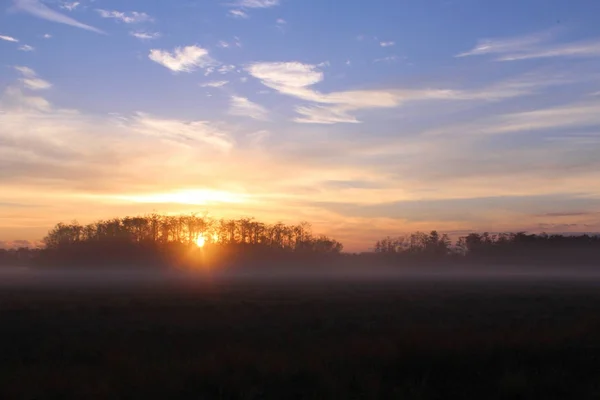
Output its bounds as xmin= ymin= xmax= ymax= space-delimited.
xmin=1 ymin=269 xmax=600 ymax=399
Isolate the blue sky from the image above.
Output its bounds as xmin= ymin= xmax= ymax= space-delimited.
xmin=1 ymin=0 xmax=600 ymax=250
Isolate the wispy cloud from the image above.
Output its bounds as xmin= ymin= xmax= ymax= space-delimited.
xmin=42 ymin=33 xmax=52 ymax=39
xmin=246 ymin=61 xmax=404 ymax=123
xmin=15 ymin=66 xmax=52 ymax=90
xmin=18 ymin=44 xmax=35 ymax=52
xmin=96 ymin=9 xmax=154 ymax=24
xmin=246 ymin=61 xmax=567 ymax=124
xmin=246 ymin=62 xmax=324 ymax=96
xmin=247 ymin=130 xmax=270 ymax=146
xmin=417 ymin=99 xmax=600 ymax=141
xmin=60 ymin=1 xmax=79 ymax=11
xmin=13 ymin=0 xmax=104 ymax=34
xmin=127 ymin=113 xmax=234 ymax=151
xmin=380 ymin=41 xmax=395 ymax=47
xmin=1 ymin=85 xmax=51 ymax=110
xmin=457 ymin=30 xmax=600 ymax=61
xmin=0 ymin=34 xmax=19 ymax=42
xmin=0 ymin=87 xmax=252 ymax=195
xmin=228 ymin=9 xmax=248 ymax=18
xmin=484 ymin=102 xmax=600 ymax=134
xmin=374 ymin=55 xmax=399 ymax=63
xmin=456 ymin=31 xmax=549 ymax=58
xmin=229 ymin=95 xmax=269 ymax=120
xmin=234 ymin=0 xmax=279 ymax=8
xmin=226 ymin=0 xmax=278 ymax=18
xmin=130 ymin=31 xmax=161 ymax=40
xmin=217 ymin=38 xmax=242 ymax=48
xmin=200 ymin=80 xmax=229 ymax=88
xmin=14 ymin=66 xmax=35 ymax=77
xmin=294 ymin=105 xmax=359 ymax=124
xmin=218 ymin=65 xmax=237 ymax=74
xmin=276 ymin=18 xmax=286 ymax=31
xmin=149 ymin=45 xmax=214 ymax=73
xmin=498 ymin=40 xmax=600 ymax=61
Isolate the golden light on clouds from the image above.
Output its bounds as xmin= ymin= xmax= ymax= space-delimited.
xmin=114 ymin=189 xmax=249 ymax=206
xmin=3 ymin=23 xmax=600 ymax=253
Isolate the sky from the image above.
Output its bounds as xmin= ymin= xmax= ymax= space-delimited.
xmin=1 ymin=0 xmax=600 ymax=251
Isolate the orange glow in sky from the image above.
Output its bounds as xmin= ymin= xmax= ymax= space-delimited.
xmin=1 ymin=1 xmax=600 ymax=251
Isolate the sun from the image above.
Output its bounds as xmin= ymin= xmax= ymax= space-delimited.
xmin=196 ymin=235 xmax=206 ymax=248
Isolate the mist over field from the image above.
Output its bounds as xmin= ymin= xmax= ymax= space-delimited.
xmin=4 ymin=261 xmax=600 ymax=398
xmin=3 ymin=264 xmax=600 ymax=290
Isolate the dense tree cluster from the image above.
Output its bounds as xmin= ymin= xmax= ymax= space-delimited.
xmin=373 ymin=231 xmax=600 ymax=265
xmin=456 ymin=232 xmax=600 ymax=264
xmin=43 ymin=214 xmax=342 ymax=253
xmin=35 ymin=214 xmax=343 ymax=268
xmin=374 ymin=231 xmax=452 ymax=258
xmin=0 ymin=247 xmax=38 ymax=266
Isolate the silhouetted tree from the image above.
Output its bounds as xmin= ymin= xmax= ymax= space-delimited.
xmin=39 ymin=213 xmax=346 ymax=268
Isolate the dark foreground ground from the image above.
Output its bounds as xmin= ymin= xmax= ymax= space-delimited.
xmin=1 ymin=267 xmax=600 ymax=399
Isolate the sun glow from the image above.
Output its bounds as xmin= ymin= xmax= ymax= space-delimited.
xmin=115 ymin=189 xmax=248 ymax=205
xmin=196 ymin=234 xmax=206 ymax=248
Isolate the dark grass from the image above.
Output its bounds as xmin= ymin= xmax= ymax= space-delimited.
xmin=2 ymin=278 xmax=600 ymax=399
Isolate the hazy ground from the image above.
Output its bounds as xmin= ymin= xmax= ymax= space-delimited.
xmin=1 ymin=265 xmax=600 ymax=398
xmin=3 ymin=264 xmax=600 ymax=286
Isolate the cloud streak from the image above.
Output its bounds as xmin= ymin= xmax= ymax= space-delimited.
xmin=96 ymin=10 xmax=154 ymax=24
xmin=247 ymin=61 xmax=523 ymax=123
xmin=456 ymin=31 xmax=550 ymax=58
xmin=294 ymin=105 xmax=359 ymax=124
xmin=200 ymin=80 xmax=229 ymax=88
xmin=497 ymin=40 xmax=600 ymax=61
xmin=457 ymin=30 xmax=600 ymax=61
xmin=234 ymin=0 xmax=279 ymax=8
xmin=13 ymin=0 xmax=104 ymax=34
xmin=149 ymin=45 xmax=214 ymax=73
xmin=126 ymin=113 xmax=234 ymax=151
xmin=14 ymin=66 xmax=52 ymax=90
xmin=484 ymin=102 xmax=600 ymax=134
xmin=130 ymin=31 xmax=161 ymax=40
xmin=0 ymin=34 xmax=19 ymax=42
xmin=229 ymin=95 xmax=269 ymax=120
xmin=228 ymin=9 xmax=248 ymax=18
xmin=226 ymin=0 xmax=278 ymax=18
xmin=60 ymin=1 xmax=79 ymax=11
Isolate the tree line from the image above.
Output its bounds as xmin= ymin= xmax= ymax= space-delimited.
xmin=373 ymin=231 xmax=600 ymax=265
xmin=42 ymin=214 xmax=343 ymax=252
xmin=33 ymin=214 xmax=342 ymax=268
xmin=1 ymin=214 xmax=599 ymax=268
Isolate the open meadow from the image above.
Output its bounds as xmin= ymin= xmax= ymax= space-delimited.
xmin=1 ymin=267 xmax=600 ymax=398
